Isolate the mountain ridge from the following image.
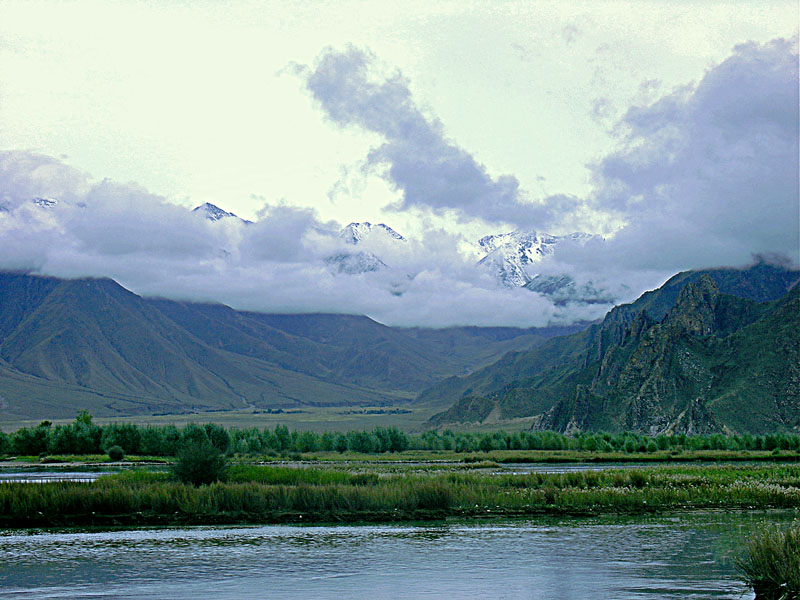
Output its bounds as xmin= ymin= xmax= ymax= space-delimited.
xmin=424 ymin=262 xmax=799 ymax=434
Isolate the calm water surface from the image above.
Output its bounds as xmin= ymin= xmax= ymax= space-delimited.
xmin=1 ymin=510 xmax=794 ymax=599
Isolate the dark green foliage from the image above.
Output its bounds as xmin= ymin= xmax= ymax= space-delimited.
xmin=101 ymin=423 xmax=141 ymax=455
xmin=47 ymin=412 xmax=102 ymax=455
xmin=11 ymin=422 xmax=50 ymax=455
xmin=204 ymin=423 xmax=231 ymax=453
xmin=107 ymin=445 xmax=125 ymax=461
xmin=181 ymin=423 xmax=209 ymax=446
xmin=173 ymin=442 xmax=228 ymax=486
xmin=140 ymin=425 xmax=180 ymax=456
xmin=346 ymin=430 xmax=376 ymax=453
xmin=5 ymin=417 xmax=800 ymax=459
xmin=736 ymin=522 xmax=800 ymax=599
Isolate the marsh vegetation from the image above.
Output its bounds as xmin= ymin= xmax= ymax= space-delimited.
xmin=0 ymin=463 xmax=798 ymax=528
xmin=736 ymin=521 xmax=800 ymax=600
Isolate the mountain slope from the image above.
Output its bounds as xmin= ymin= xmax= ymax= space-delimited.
xmin=0 ymin=274 xmax=400 ymax=419
xmin=424 ymin=263 xmax=799 ymax=434
xmin=0 ymin=272 xmax=574 ymax=420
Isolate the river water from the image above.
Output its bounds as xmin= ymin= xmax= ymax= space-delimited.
xmin=1 ymin=510 xmax=793 ymax=599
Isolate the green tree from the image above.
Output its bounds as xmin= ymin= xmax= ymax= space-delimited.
xmin=204 ymin=423 xmax=231 ymax=454
xmin=107 ymin=445 xmax=125 ymax=461
xmin=11 ymin=423 xmax=50 ymax=455
xmin=173 ymin=442 xmax=228 ymax=486
xmin=101 ymin=423 xmax=142 ymax=454
xmin=274 ymin=425 xmax=291 ymax=452
xmin=181 ymin=423 xmax=209 ymax=446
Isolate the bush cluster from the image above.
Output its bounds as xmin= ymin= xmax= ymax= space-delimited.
xmin=1 ymin=411 xmax=798 ymax=459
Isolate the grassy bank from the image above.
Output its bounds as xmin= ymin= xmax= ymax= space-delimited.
xmin=1 ymin=464 xmax=798 ymax=528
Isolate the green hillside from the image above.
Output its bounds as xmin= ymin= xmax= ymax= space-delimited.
xmin=0 ymin=273 xmax=571 ymax=420
xmin=425 ymin=264 xmax=799 ymax=434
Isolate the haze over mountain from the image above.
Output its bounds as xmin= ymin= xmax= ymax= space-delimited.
xmin=0 ymin=262 xmax=794 ymax=433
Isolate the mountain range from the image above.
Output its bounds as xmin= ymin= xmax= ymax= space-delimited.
xmin=189 ymin=201 xmax=599 ymax=298
xmin=3 ymin=197 xmax=798 ymax=433
xmin=18 ymin=196 xmax=607 ymax=303
xmin=0 ymin=272 xmax=582 ymax=421
xmin=423 ymin=262 xmax=799 ymax=434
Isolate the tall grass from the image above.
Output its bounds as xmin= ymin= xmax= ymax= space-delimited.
xmin=0 ymin=464 xmax=798 ymax=527
xmin=736 ymin=521 xmax=800 ymax=600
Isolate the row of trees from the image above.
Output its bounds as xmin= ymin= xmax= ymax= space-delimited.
xmin=1 ymin=411 xmax=798 ymax=457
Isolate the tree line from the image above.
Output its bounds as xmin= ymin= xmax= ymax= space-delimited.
xmin=1 ymin=411 xmax=798 ymax=457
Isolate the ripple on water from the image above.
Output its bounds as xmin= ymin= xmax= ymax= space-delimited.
xmin=0 ymin=511 xmax=787 ymax=599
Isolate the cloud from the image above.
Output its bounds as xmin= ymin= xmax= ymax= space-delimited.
xmin=582 ymin=37 xmax=799 ymax=272
xmin=0 ymin=150 xmax=602 ymax=327
xmin=302 ymin=46 xmax=578 ymax=230
xmin=0 ymin=38 xmax=796 ymax=327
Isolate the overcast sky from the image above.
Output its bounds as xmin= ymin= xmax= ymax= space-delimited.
xmin=0 ymin=1 xmax=797 ymax=326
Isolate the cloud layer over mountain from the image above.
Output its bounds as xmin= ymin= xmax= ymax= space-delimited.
xmin=0 ymin=38 xmax=797 ymax=326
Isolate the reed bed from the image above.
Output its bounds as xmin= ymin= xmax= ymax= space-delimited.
xmin=0 ymin=464 xmax=798 ymax=527
xmin=736 ymin=521 xmax=800 ymax=600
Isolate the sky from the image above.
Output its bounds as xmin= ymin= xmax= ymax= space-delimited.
xmin=0 ymin=1 xmax=798 ymax=326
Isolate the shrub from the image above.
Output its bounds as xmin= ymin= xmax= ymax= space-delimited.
xmin=107 ymin=445 xmax=125 ymax=462
xmin=173 ymin=442 xmax=228 ymax=486
xmin=736 ymin=521 xmax=800 ymax=600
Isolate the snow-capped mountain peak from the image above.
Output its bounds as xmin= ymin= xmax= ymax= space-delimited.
xmin=340 ymin=222 xmax=406 ymax=245
xmin=476 ymin=230 xmax=595 ymax=288
xmin=327 ymin=223 xmax=405 ymax=275
xmin=193 ymin=202 xmax=251 ymax=223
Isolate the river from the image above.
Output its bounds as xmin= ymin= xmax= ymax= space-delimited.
xmin=1 ymin=510 xmax=793 ymax=599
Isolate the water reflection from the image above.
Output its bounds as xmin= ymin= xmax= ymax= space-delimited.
xmin=0 ymin=511 xmax=794 ymax=599
xmin=0 ymin=472 xmax=110 ymax=483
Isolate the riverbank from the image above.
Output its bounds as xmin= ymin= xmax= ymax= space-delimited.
xmin=1 ymin=463 xmax=798 ymax=528
xmin=3 ymin=447 xmax=799 ymax=469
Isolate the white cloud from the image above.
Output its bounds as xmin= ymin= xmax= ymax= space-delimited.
xmin=584 ymin=37 xmax=799 ymax=271
xmin=0 ymin=38 xmax=796 ymax=326
xmin=0 ymin=150 xmax=604 ymax=327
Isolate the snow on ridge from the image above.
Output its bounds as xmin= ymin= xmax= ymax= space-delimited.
xmin=340 ymin=222 xmax=406 ymax=245
xmin=193 ymin=202 xmax=252 ymax=224
xmin=475 ymin=230 xmax=596 ymax=288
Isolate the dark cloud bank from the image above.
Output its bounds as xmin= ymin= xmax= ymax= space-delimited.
xmin=0 ymin=38 xmax=796 ymax=327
